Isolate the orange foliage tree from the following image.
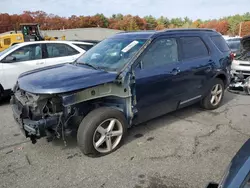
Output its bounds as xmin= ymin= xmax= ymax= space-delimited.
xmin=1 ymin=11 xmax=250 ymax=36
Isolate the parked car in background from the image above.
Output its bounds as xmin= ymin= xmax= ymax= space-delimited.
xmin=231 ymin=35 xmax=250 ymax=77
xmin=0 ymin=40 xmax=95 ymax=98
xmin=206 ymin=139 xmax=250 ymax=188
xmin=11 ymin=29 xmax=232 ymax=157
xmin=73 ymin=40 xmax=100 ymax=46
xmin=226 ymin=37 xmax=241 ymax=57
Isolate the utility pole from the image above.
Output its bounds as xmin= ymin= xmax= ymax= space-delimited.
xmin=239 ymin=22 xmax=243 ymax=37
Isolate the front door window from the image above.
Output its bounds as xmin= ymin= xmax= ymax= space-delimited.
xmin=3 ymin=44 xmax=42 ymax=63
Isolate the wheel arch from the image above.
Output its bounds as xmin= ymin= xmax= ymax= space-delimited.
xmin=215 ymin=72 xmax=228 ymax=87
xmin=64 ymin=95 xmax=133 ymax=127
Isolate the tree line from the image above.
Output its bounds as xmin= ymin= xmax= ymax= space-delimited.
xmin=0 ymin=11 xmax=250 ymax=36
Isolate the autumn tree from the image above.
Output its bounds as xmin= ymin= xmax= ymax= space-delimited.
xmin=216 ymin=20 xmax=229 ymax=35
xmin=1 ymin=11 xmax=250 ymax=36
xmin=191 ymin=19 xmax=202 ymax=28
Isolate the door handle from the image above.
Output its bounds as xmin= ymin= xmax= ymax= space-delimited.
xmin=170 ymin=68 xmax=180 ymax=75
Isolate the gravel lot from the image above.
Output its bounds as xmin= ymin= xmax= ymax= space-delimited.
xmin=0 ymin=91 xmax=249 ymax=188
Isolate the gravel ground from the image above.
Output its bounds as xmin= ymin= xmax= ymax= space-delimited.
xmin=0 ymin=91 xmax=249 ymax=188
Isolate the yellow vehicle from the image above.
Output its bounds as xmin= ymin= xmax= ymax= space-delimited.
xmin=0 ymin=32 xmax=24 ymax=51
xmin=0 ymin=23 xmax=65 ymax=52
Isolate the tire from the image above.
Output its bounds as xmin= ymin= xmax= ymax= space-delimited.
xmin=77 ymin=107 xmax=127 ymax=157
xmin=201 ymin=78 xmax=225 ymax=110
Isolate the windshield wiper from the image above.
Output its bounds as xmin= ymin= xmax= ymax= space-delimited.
xmin=79 ymin=63 xmax=98 ymax=70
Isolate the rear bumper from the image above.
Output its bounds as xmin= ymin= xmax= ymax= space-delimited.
xmin=11 ymin=98 xmax=59 ymax=138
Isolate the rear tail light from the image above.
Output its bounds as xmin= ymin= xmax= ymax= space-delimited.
xmin=230 ymin=52 xmax=235 ymax=60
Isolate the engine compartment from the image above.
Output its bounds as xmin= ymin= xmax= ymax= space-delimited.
xmin=14 ymin=88 xmax=63 ymax=120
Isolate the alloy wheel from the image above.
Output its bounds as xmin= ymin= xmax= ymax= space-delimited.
xmin=93 ymin=118 xmax=123 ymax=153
xmin=210 ymin=84 xmax=223 ymax=106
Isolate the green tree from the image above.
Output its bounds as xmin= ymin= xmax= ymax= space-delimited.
xmin=157 ymin=16 xmax=170 ymax=28
xmin=228 ymin=14 xmax=244 ymax=35
xmin=144 ymin=15 xmax=157 ymax=29
xmin=170 ymin=18 xmax=184 ymax=27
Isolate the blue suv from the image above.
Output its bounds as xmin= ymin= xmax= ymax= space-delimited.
xmin=11 ymin=29 xmax=232 ymax=157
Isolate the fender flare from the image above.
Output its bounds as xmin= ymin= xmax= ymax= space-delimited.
xmin=213 ymin=71 xmax=229 ymax=86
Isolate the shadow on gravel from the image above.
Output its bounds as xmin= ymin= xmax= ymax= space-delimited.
xmin=51 ymin=135 xmax=78 ymax=149
xmin=124 ymin=91 xmax=236 ymax=145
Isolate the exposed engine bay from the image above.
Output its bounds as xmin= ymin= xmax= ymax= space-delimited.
xmin=229 ymin=35 xmax=250 ymax=94
xmin=11 ymin=87 xmax=68 ymax=144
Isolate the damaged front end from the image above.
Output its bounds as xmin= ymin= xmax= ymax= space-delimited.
xmin=228 ymin=74 xmax=250 ymax=95
xmin=11 ymin=85 xmax=66 ymax=144
xmin=11 ymin=74 xmax=136 ymax=144
xmin=229 ymin=35 xmax=250 ymax=94
xmin=231 ymin=35 xmax=250 ymax=77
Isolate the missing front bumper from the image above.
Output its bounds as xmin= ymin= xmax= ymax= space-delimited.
xmin=12 ymin=103 xmax=59 ymax=139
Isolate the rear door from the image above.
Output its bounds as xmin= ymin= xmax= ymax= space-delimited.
xmin=177 ymin=36 xmax=213 ymax=107
xmin=44 ymin=43 xmax=81 ymax=66
xmin=1 ymin=43 xmax=44 ymax=90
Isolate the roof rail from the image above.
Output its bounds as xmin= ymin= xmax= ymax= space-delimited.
xmin=117 ymin=30 xmax=156 ymax=34
xmin=162 ymin=28 xmax=216 ymax=33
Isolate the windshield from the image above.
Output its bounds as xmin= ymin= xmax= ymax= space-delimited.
xmin=76 ymin=38 xmax=147 ymax=72
xmin=0 ymin=44 xmax=20 ymax=57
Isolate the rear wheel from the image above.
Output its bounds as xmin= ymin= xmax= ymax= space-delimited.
xmin=201 ymin=78 xmax=225 ymax=110
xmin=77 ymin=107 xmax=127 ymax=157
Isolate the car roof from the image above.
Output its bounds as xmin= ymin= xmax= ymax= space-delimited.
xmin=16 ymin=40 xmax=95 ymax=47
xmin=111 ymin=29 xmax=217 ymax=40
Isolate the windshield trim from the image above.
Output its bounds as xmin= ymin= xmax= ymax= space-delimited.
xmin=117 ymin=38 xmax=152 ymax=76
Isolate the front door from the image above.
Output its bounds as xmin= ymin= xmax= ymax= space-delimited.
xmin=177 ymin=36 xmax=213 ymax=106
xmin=1 ymin=44 xmax=44 ymax=90
xmin=133 ymin=37 xmax=185 ymax=123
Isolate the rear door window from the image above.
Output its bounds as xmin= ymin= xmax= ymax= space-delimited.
xmin=45 ymin=43 xmax=79 ymax=58
xmin=211 ymin=35 xmax=230 ymax=52
xmin=180 ymin=37 xmax=209 ymax=60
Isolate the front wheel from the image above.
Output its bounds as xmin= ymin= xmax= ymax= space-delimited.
xmin=201 ymin=78 xmax=225 ymax=110
xmin=77 ymin=107 xmax=127 ymax=157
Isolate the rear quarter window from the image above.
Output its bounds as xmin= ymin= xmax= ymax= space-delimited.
xmin=211 ymin=35 xmax=230 ymax=52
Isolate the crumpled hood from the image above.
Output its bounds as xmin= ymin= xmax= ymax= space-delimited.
xmin=241 ymin=35 xmax=250 ymax=52
xmin=18 ymin=63 xmax=117 ymax=94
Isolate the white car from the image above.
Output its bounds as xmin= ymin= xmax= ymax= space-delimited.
xmin=231 ymin=36 xmax=250 ymax=77
xmin=0 ymin=40 xmax=95 ymax=97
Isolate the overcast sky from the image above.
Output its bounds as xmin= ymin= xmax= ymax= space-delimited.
xmin=1 ymin=0 xmax=250 ymax=20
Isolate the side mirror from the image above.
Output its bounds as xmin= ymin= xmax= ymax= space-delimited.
xmin=2 ymin=56 xmax=16 ymax=63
